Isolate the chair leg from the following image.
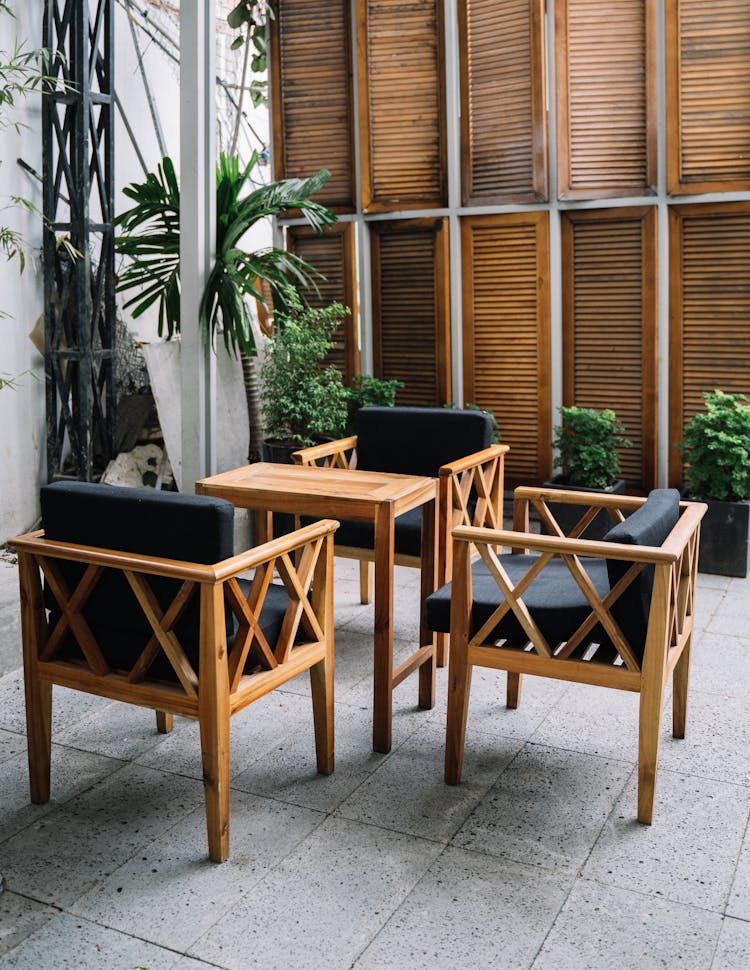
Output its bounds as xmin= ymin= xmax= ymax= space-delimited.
xmin=436 ymin=632 xmax=448 ymax=668
xmin=637 ymin=675 xmax=666 ymax=825
xmin=506 ymin=672 xmax=522 ymax=709
xmin=156 ymin=711 xmax=174 ymax=734
xmin=310 ymin=654 xmax=334 ymax=775
xmin=359 ymin=560 xmax=373 ymax=605
xmin=25 ymin=675 xmax=52 ymax=804
xmin=445 ymin=656 xmax=472 ymax=785
xmin=672 ymin=635 xmax=692 ymax=739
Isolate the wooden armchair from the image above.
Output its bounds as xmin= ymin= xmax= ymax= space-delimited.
xmin=426 ymin=486 xmax=706 ymax=823
xmin=11 ymin=482 xmax=338 ymax=862
xmin=293 ymin=406 xmax=509 ymax=666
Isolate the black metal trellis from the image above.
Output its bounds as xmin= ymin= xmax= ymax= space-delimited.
xmin=42 ymin=0 xmax=115 ymax=482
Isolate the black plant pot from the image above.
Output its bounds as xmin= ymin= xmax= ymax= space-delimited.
xmin=696 ymin=498 xmax=749 ymax=578
xmin=541 ymin=475 xmax=626 ymax=540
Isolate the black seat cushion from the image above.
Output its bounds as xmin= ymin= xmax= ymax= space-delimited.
xmin=602 ymin=488 xmax=680 ymax=658
xmin=355 ymin=406 xmax=493 ymax=477
xmin=316 ymin=505 xmax=423 ymax=558
xmin=40 ymin=482 xmax=291 ymax=679
xmin=426 ymin=554 xmax=610 ymax=648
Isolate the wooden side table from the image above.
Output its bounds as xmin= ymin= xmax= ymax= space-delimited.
xmin=196 ymin=462 xmax=437 ymax=753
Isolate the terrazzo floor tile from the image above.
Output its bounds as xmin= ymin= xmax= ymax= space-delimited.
xmin=693 ymin=586 xmax=728 ymax=633
xmin=189 ymin=816 xmax=443 ymax=970
xmin=56 ymin=698 xmax=176 ymax=761
xmin=658 ymin=690 xmax=750 ymax=786
xmin=726 ymin=821 xmax=750 ymax=921
xmin=689 ymin=631 xmax=750 ymax=698
xmin=584 ymin=769 xmax=750 ymax=911
xmin=0 ymin=912 xmax=184 ymax=969
xmin=336 ymin=719 xmax=520 ymax=842
xmin=0 ymin=892 xmax=56 ymax=957
xmin=0 ymin=729 xmax=24 ymax=765
xmin=705 ymin=588 xmax=750 ymax=639
xmin=530 ymin=877 xmax=722 ymax=970
xmin=696 ymin=574 xmax=732 ymax=591
xmin=353 ymin=846 xmax=572 ymax=969
xmin=711 ymin=916 xmax=750 ymax=970
xmin=277 ymin=627 xmax=386 ymax=701
xmin=0 ymin=671 xmax=109 ymax=735
xmin=231 ymin=702 xmax=389 ymax=813
xmin=453 ymin=742 xmax=633 ymax=872
xmin=69 ymin=790 xmax=325 ymax=951
xmin=1 ymin=763 xmax=204 ymax=907
xmin=0 ymin=744 xmax=124 ymax=843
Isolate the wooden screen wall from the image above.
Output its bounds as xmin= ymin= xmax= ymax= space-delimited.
xmin=459 ymin=0 xmax=547 ymax=205
xmin=286 ymin=224 xmax=360 ymax=383
xmin=270 ymin=0 xmax=355 ymax=210
xmin=358 ymin=0 xmax=447 ymax=210
xmin=556 ymin=0 xmax=656 ymax=198
xmin=667 ymin=0 xmax=750 ymax=193
xmin=668 ymin=203 xmax=750 ymax=483
xmin=462 ymin=213 xmax=551 ymax=484
xmin=561 ymin=208 xmax=658 ymax=490
xmin=370 ymin=219 xmax=451 ymax=406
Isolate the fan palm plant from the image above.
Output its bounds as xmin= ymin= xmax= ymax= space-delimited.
xmin=114 ymin=152 xmax=336 ymax=457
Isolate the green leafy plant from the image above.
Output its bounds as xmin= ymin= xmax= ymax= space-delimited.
xmin=679 ymin=389 xmax=750 ymax=502
xmin=114 ymin=152 xmax=336 ymax=357
xmin=226 ymin=1 xmax=273 ymax=111
xmin=345 ymin=374 xmax=403 ymax=434
xmin=260 ymin=290 xmax=350 ymax=447
xmin=553 ymin=405 xmax=631 ymax=490
xmin=444 ymin=402 xmax=500 ymax=444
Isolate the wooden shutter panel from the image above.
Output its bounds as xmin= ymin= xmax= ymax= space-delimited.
xmin=669 ymin=203 xmax=750 ymax=483
xmin=561 ymin=208 xmax=658 ymax=491
xmin=556 ymin=0 xmax=656 ymax=199
xmin=460 ymin=0 xmax=547 ymax=205
xmin=667 ymin=0 xmax=750 ymax=193
xmin=358 ymin=0 xmax=447 ymax=210
xmin=462 ymin=213 xmax=551 ymax=484
xmin=286 ymin=224 xmax=360 ymax=384
xmin=370 ymin=219 xmax=451 ymax=405
xmin=270 ymin=0 xmax=355 ymax=211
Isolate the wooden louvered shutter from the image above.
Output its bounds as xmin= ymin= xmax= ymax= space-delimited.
xmin=667 ymin=0 xmax=750 ymax=194
xmin=286 ymin=224 xmax=360 ymax=384
xmin=459 ymin=0 xmax=547 ymax=205
xmin=462 ymin=213 xmax=551 ymax=484
xmin=668 ymin=203 xmax=750 ymax=483
xmin=556 ymin=0 xmax=656 ymax=199
xmin=358 ymin=0 xmax=447 ymax=210
xmin=270 ymin=0 xmax=355 ymax=211
xmin=370 ymin=219 xmax=451 ymax=405
xmin=561 ymin=208 xmax=658 ymax=491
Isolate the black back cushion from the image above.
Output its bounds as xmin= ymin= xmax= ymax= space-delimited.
xmin=355 ymin=407 xmax=493 ymax=478
xmin=603 ymin=488 xmax=680 ymax=659
xmin=41 ymin=482 xmax=235 ymax=674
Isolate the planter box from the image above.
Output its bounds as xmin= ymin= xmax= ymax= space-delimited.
xmin=542 ymin=475 xmax=626 ymax=540
xmin=696 ymin=498 xmax=749 ymax=578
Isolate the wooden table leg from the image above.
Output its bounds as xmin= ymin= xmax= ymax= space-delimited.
xmin=419 ymin=495 xmax=437 ymax=709
xmin=372 ymin=502 xmax=395 ymax=753
xmin=254 ymin=509 xmax=273 ymax=545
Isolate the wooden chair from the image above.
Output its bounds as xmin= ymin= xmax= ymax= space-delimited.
xmin=293 ymin=406 xmax=509 ymax=666
xmin=11 ymin=482 xmax=338 ymax=862
xmin=425 ymin=486 xmax=706 ymax=823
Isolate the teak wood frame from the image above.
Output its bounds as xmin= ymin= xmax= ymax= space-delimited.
xmin=293 ymin=436 xmax=508 ymax=668
xmin=12 ymin=519 xmax=338 ymax=863
xmin=445 ymin=486 xmax=706 ymax=824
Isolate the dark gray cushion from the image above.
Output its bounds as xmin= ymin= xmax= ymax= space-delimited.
xmin=426 ymin=554 xmax=610 ymax=648
xmin=41 ymin=482 xmax=291 ymax=679
xmin=602 ymin=488 xmax=680 ymax=658
xmin=331 ymin=505 xmax=423 ymax=558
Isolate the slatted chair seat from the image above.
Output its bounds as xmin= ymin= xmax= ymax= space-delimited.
xmin=426 ymin=486 xmax=706 ymax=824
xmin=12 ymin=482 xmax=338 ymax=862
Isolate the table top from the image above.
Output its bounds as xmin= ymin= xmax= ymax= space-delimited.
xmin=196 ymin=462 xmax=436 ymax=520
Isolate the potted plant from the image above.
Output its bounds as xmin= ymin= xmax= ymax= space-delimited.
xmin=679 ymin=389 xmax=750 ymax=577
xmin=345 ymin=374 xmax=403 ymax=435
xmin=545 ymin=405 xmax=632 ymax=538
xmin=259 ymin=290 xmax=350 ymax=462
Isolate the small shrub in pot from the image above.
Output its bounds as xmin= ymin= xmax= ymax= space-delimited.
xmin=552 ymin=405 xmax=631 ymax=489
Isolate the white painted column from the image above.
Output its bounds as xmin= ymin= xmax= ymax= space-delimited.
xmin=180 ymin=0 xmax=216 ymax=492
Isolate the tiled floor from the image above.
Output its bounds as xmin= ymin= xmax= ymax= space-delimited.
xmin=0 ymin=554 xmax=748 ymax=969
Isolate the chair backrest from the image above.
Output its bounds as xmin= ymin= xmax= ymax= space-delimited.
xmin=603 ymin=488 xmax=680 ymax=657
xmin=355 ymin=406 xmax=494 ymax=478
xmin=40 ymin=482 xmax=235 ymax=672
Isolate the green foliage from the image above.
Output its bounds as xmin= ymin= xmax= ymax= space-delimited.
xmin=114 ymin=153 xmax=336 ymax=356
xmin=345 ymin=374 xmax=402 ymax=434
xmin=679 ymin=389 xmax=750 ymax=502
xmin=444 ymin=402 xmax=500 ymax=444
xmin=226 ymin=1 xmax=273 ymax=107
xmin=553 ymin=405 xmax=631 ymax=489
xmin=261 ymin=291 xmax=350 ymax=446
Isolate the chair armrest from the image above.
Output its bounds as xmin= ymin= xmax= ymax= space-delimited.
xmin=213 ymin=519 xmax=339 ymax=580
xmin=439 ymin=443 xmax=508 ymax=533
xmin=292 ymin=436 xmax=358 ymax=468
xmin=438 ymin=443 xmax=509 ymax=478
